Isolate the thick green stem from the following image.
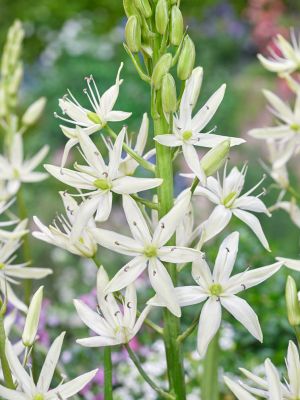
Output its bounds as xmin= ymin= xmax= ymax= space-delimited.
xmin=125 ymin=344 xmax=175 ymax=400
xmin=153 ymin=101 xmax=186 ymax=399
xmin=0 ymin=314 xmax=15 ymax=389
xmin=201 ymin=331 xmax=220 ymax=400
xmin=104 ymin=347 xmax=113 ymax=400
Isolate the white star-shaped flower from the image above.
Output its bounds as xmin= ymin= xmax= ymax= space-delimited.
xmin=91 ymin=191 xmax=201 ymax=317
xmin=194 ymin=164 xmax=271 ymax=250
xmin=248 ymin=90 xmax=300 ymax=166
xmin=56 ymin=63 xmax=131 ymax=166
xmin=0 ymin=133 xmax=48 ymax=193
xmin=150 ymin=232 xmax=282 ymax=357
xmin=32 ymin=191 xmax=97 ymax=258
xmin=0 ymin=333 xmax=97 ymax=400
xmin=154 ymin=68 xmax=245 ymax=182
xmin=74 ymin=266 xmax=150 ymax=347
xmin=45 ymin=127 xmax=162 ymax=238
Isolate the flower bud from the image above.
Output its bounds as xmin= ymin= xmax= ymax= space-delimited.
xmin=170 ymin=6 xmax=184 ymax=46
xmin=155 ymin=0 xmax=169 ymax=35
xmin=22 ymin=286 xmax=43 ymax=347
xmin=200 ymin=140 xmax=230 ymax=176
xmin=286 ymin=276 xmax=300 ymax=327
xmin=22 ymin=97 xmax=46 ymax=126
xmin=123 ymin=0 xmax=139 ymax=17
xmin=161 ymin=73 xmax=177 ymax=114
xmin=134 ymin=0 xmax=152 ymax=18
xmin=125 ymin=16 xmax=142 ymax=53
xmin=177 ymin=35 xmax=196 ymax=80
xmin=188 ymin=67 xmax=203 ymax=109
xmin=152 ymin=53 xmax=172 ymax=89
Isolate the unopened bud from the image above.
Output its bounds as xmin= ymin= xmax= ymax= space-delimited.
xmin=161 ymin=73 xmax=177 ymax=114
xmin=177 ymin=35 xmax=196 ymax=80
xmin=8 ymin=63 xmax=23 ymax=97
xmin=200 ymin=140 xmax=230 ymax=176
xmin=22 ymin=97 xmax=46 ymax=126
xmin=152 ymin=53 xmax=172 ymax=89
xmin=22 ymin=286 xmax=43 ymax=347
xmin=125 ymin=16 xmax=142 ymax=53
xmin=123 ymin=0 xmax=139 ymax=17
xmin=134 ymin=0 xmax=152 ymax=18
xmin=170 ymin=6 xmax=184 ymax=46
xmin=155 ymin=0 xmax=169 ymax=35
xmin=188 ymin=67 xmax=203 ymax=109
xmin=286 ymin=276 xmax=300 ymax=327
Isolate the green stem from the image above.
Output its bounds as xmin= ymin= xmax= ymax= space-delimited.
xmin=177 ymin=314 xmax=199 ymax=344
xmin=153 ymin=95 xmax=186 ymax=399
xmin=0 ymin=314 xmax=15 ymax=389
xmin=294 ymin=326 xmax=300 ymax=349
xmin=287 ymin=185 xmax=300 ymax=202
xmin=105 ymin=125 xmax=155 ymax=173
xmin=201 ymin=331 xmax=220 ymax=400
xmin=104 ymin=347 xmax=113 ymax=400
xmin=125 ymin=344 xmax=175 ymax=400
xmin=130 ymin=194 xmax=159 ymax=210
xmin=16 ymin=187 xmax=32 ymax=306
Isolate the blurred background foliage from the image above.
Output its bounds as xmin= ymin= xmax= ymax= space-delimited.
xmin=2 ymin=0 xmax=300 ymax=397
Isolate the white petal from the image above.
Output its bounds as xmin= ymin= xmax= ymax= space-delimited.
xmin=154 ymin=134 xmax=182 ymax=147
xmin=108 ymin=127 xmax=126 ymax=179
xmin=37 ymin=332 xmax=65 ymax=392
xmin=234 ymin=196 xmax=270 ymax=215
xmin=24 ymin=145 xmax=49 ymax=172
xmin=201 ymin=205 xmax=232 ymax=244
xmin=263 ymin=89 xmax=294 ymax=123
xmin=197 ymin=298 xmax=222 ymax=358
xmin=77 ymin=128 xmax=106 ymax=173
xmin=132 ymin=305 xmax=151 ymax=337
xmin=135 ymin=113 xmax=149 ymax=154
xmin=174 ymin=286 xmax=208 ymax=306
xmin=193 ymin=133 xmax=245 ymax=148
xmin=44 ymin=164 xmax=94 ymax=190
xmin=277 ymin=257 xmax=300 ymax=271
xmin=233 ymin=209 xmax=270 ymax=251
xmin=248 ymin=125 xmax=293 ymax=139
xmin=71 ymin=196 xmax=100 ymax=241
xmin=182 ymin=143 xmax=206 ymax=184
xmin=221 ymin=295 xmax=262 ymax=342
xmin=158 ymin=246 xmax=201 ymax=263
xmin=148 ymin=258 xmax=181 ymax=317
xmin=113 ymin=176 xmax=162 ymax=194
xmin=105 ymin=110 xmax=132 ymax=122
xmin=224 ymin=377 xmax=257 ymax=400
xmin=192 ymin=256 xmax=213 ymax=288
xmin=265 ymin=358 xmax=282 ymax=400
xmin=122 ymin=195 xmax=152 ymax=244
xmin=193 ymin=186 xmax=220 ymax=204
xmin=76 ymin=337 xmax=119 ymax=347
xmin=286 ymin=340 xmax=300 ymax=396
xmin=4 ymin=267 xmax=52 ymax=279
xmin=213 ymin=231 xmax=239 ymax=283
xmin=95 ymin=191 xmax=113 ymax=222
xmin=0 ymin=386 xmax=27 ymax=400
xmin=0 ymin=281 xmax=27 ymax=312
xmin=91 ymin=228 xmax=143 ymax=256
xmin=105 ymin=256 xmax=148 ymax=293
xmin=123 ymin=284 xmax=137 ymax=330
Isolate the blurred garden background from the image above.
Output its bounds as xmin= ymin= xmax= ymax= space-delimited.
xmin=1 ymin=0 xmax=300 ymax=398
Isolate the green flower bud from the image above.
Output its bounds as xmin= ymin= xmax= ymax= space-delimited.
xmin=125 ymin=16 xmax=142 ymax=53
xmin=170 ymin=6 xmax=184 ymax=46
xmin=22 ymin=97 xmax=46 ymax=126
xmin=22 ymin=286 xmax=43 ymax=347
xmin=177 ymin=35 xmax=196 ymax=80
xmin=134 ymin=0 xmax=152 ymax=18
xmin=155 ymin=0 xmax=169 ymax=35
xmin=161 ymin=73 xmax=177 ymax=114
xmin=200 ymin=140 xmax=230 ymax=176
xmin=123 ymin=0 xmax=139 ymax=17
xmin=152 ymin=53 xmax=172 ymax=89
xmin=188 ymin=67 xmax=203 ymax=109
xmin=286 ymin=276 xmax=300 ymax=327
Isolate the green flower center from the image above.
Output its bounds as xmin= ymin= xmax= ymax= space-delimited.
xmin=33 ymin=394 xmax=45 ymax=400
xmin=87 ymin=111 xmax=102 ymax=125
xmin=94 ymin=179 xmax=111 ymax=191
xmin=144 ymin=245 xmax=158 ymax=258
xmin=182 ymin=130 xmax=193 ymax=141
xmin=0 ymin=263 xmax=5 ymax=270
xmin=222 ymin=191 xmax=237 ymax=207
xmin=210 ymin=283 xmax=223 ymax=297
xmin=290 ymin=123 xmax=300 ymax=132
xmin=13 ymin=168 xmax=20 ymax=179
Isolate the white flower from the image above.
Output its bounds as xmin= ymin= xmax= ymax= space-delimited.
xmin=257 ymin=30 xmax=300 ymax=75
xmin=0 ymin=199 xmax=28 ymax=240
xmin=119 ymin=113 xmax=155 ymax=176
xmin=272 ymin=200 xmax=300 ymax=228
xmin=32 ymin=191 xmax=97 ymax=258
xmin=0 ymin=133 xmax=48 ymax=193
xmin=248 ymin=90 xmax=300 ymax=166
xmin=0 ymin=223 xmax=52 ymax=312
xmin=91 ymin=191 xmax=201 ymax=317
xmin=44 ymin=127 xmax=162 ymax=238
xmin=226 ymin=340 xmax=300 ymax=399
xmin=150 ymin=232 xmax=282 ymax=357
xmin=194 ymin=164 xmax=271 ymax=250
xmin=154 ymin=68 xmax=245 ymax=182
xmin=56 ymin=63 xmax=131 ymax=166
xmin=74 ymin=266 xmax=150 ymax=347
xmin=0 ymin=333 xmax=97 ymax=399
xmin=276 ymin=256 xmax=300 ymax=272
xmin=265 ymin=140 xmax=289 ymax=189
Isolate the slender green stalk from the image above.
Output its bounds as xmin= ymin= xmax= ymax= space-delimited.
xmin=201 ymin=331 xmax=220 ymax=400
xmin=131 ymin=194 xmax=159 ymax=210
xmin=105 ymin=125 xmax=155 ymax=173
xmin=287 ymin=185 xmax=300 ymax=202
xmin=125 ymin=344 xmax=175 ymax=400
xmin=177 ymin=314 xmax=200 ymax=344
xmin=104 ymin=346 xmax=113 ymax=400
xmin=0 ymin=313 xmax=15 ymax=389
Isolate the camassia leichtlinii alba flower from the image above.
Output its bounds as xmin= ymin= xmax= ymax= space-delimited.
xmin=91 ymin=191 xmax=201 ymax=317
xmin=44 ymin=127 xmax=162 ymax=237
xmin=74 ymin=266 xmax=151 ymax=347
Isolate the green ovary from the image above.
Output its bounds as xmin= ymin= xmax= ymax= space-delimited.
xmin=0 ymin=263 xmax=5 ymax=270
xmin=144 ymin=245 xmax=158 ymax=258
xmin=290 ymin=122 xmax=300 ymax=132
xmin=182 ymin=130 xmax=193 ymax=141
xmin=222 ymin=191 xmax=237 ymax=207
xmin=94 ymin=179 xmax=111 ymax=190
xmin=33 ymin=394 xmax=45 ymax=400
xmin=87 ymin=111 xmax=102 ymax=125
xmin=210 ymin=283 xmax=223 ymax=297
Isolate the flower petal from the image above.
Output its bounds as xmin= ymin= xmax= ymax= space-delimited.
xmin=234 ymin=196 xmax=270 ymax=215
xmin=113 ymin=176 xmax=162 ymax=194
xmin=265 ymin=358 xmax=282 ymax=400
xmin=224 ymin=377 xmax=257 ymax=400
xmin=182 ymin=143 xmax=206 ymax=184
xmin=122 ymin=195 xmax=152 ymax=244
xmin=154 ymin=134 xmax=182 ymax=147
xmin=76 ymin=337 xmax=119 ymax=347
xmin=277 ymin=257 xmax=300 ymax=271
xmin=91 ymin=228 xmax=143 ymax=256
xmin=158 ymin=246 xmax=201 ymax=263
xmin=213 ymin=231 xmax=239 ymax=283
xmin=174 ymin=286 xmax=208 ymax=306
